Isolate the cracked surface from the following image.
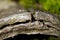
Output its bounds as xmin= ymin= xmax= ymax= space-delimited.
xmin=0 ymin=9 xmax=60 ymax=40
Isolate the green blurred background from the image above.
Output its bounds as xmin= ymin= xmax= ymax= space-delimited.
xmin=17 ymin=0 xmax=60 ymax=16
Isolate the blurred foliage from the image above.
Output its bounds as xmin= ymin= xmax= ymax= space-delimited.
xmin=39 ymin=0 xmax=60 ymax=15
xmin=18 ymin=0 xmax=60 ymax=15
xmin=2 ymin=0 xmax=60 ymax=15
xmin=19 ymin=0 xmax=36 ymax=9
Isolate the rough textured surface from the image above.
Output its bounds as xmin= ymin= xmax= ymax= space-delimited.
xmin=0 ymin=12 xmax=31 ymax=28
xmin=0 ymin=8 xmax=60 ymax=40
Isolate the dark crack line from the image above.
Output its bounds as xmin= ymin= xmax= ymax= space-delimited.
xmin=0 ymin=20 xmax=30 ymax=29
xmin=31 ymin=14 xmax=44 ymax=22
xmin=47 ymin=25 xmax=60 ymax=31
xmin=0 ymin=24 xmax=10 ymax=29
xmin=31 ymin=14 xmax=36 ymax=22
xmin=12 ymin=20 xmax=30 ymax=25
